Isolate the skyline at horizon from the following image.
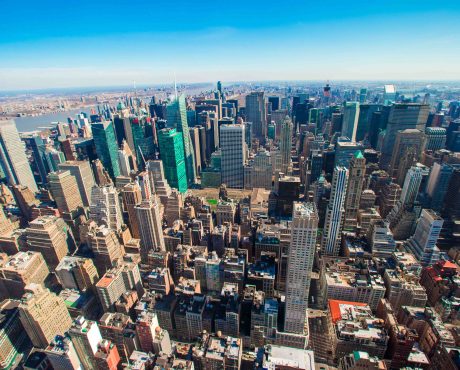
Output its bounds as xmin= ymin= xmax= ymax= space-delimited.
xmin=2 ymin=0 xmax=460 ymax=90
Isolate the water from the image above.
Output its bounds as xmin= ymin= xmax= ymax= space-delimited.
xmin=10 ymin=106 xmax=96 ymax=132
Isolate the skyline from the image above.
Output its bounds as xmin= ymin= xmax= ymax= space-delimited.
xmin=1 ymin=0 xmax=460 ymax=90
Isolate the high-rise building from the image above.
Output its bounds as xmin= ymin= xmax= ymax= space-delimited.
xmin=68 ymin=317 xmax=103 ymax=370
xmin=321 ymin=166 xmax=348 ymax=256
xmin=117 ymin=140 xmax=137 ymax=177
xmin=284 ymin=202 xmax=318 ymax=334
xmin=135 ymin=198 xmax=165 ymax=261
xmin=388 ymin=129 xmax=426 ymax=184
xmin=0 ymin=121 xmax=37 ymax=192
xmin=380 ymin=104 xmax=429 ymax=168
xmin=0 ymin=251 xmax=49 ymax=299
xmin=335 ymin=140 xmax=362 ymax=168
xmin=98 ymin=313 xmax=136 ymax=363
xmin=425 ymin=162 xmax=454 ymax=211
xmin=244 ymin=148 xmax=272 ymax=190
xmin=24 ymin=215 xmax=71 ymax=270
xmin=11 ymin=184 xmax=39 ymax=221
xmin=91 ymin=121 xmax=121 ymax=179
xmin=86 ymin=224 xmax=125 ymax=275
xmin=369 ymin=220 xmax=396 ymax=258
xmin=425 ymin=127 xmax=447 ymax=151
xmin=190 ymin=126 xmax=202 ymax=175
xmin=146 ymin=160 xmax=172 ymax=204
xmin=89 ymin=185 xmax=123 ymax=232
xmin=55 ymin=256 xmax=99 ymax=292
xmin=47 ymin=170 xmax=84 ymax=215
xmin=405 ymin=209 xmax=442 ymax=266
xmin=121 ymin=183 xmax=142 ymax=238
xmin=245 ymin=92 xmax=266 ymax=140
xmin=383 ymin=84 xmax=396 ymax=104
xmin=58 ymin=160 xmax=95 ymax=207
xmin=341 ymin=102 xmax=360 ymax=142
xmin=23 ymin=135 xmax=49 ymax=186
xmin=343 ymin=151 xmax=366 ymax=230
xmin=279 ymin=116 xmax=293 ymax=174
xmin=18 ymin=284 xmax=72 ymax=348
xmin=95 ymin=261 xmax=142 ymax=313
xmin=42 ymin=335 xmax=82 ymax=370
xmin=355 ymin=104 xmax=381 ymax=142
xmin=221 ymin=124 xmax=245 ymax=189
xmin=400 ymin=164 xmax=429 ymax=206
xmin=158 ymin=128 xmax=188 ymax=193
xmin=166 ymin=95 xmax=196 ymax=185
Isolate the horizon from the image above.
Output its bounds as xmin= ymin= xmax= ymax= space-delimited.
xmin=2 ymin=78 xmax=460 ymax=95
xmin=1 ymin=0 xmax=460 ymax=90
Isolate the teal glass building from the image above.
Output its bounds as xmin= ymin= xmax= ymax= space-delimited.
xmin=91 ymin=121 xmax=121 ymax=178
xmin=158 ymin=128 xmax=188 ymax=193
xmin=166 ymin=95 xmax=196 ymax=185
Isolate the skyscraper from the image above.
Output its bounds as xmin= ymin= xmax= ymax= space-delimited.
xmin=190 ymin=126 xmax=202 ymax=175
xmin=220 ymin=124 xmax=245 ymax=189
xmin=425 ymin=127 xmax=447 ymax=151
xmin=279 ymin=116 xmax=293 ymax=174
xmin=388 ymin=129 xmax=426 ymax=184
xmin=18 ymin=284 xmax=72 ymax=348
xmin=86 ymin=224 xmax=125 ymax=275
xmin=284 ymin=202 xmax=318 ymax=334
xmin=135 ymin=198 xmax=165 ymax=262
xmin=400 ymin=164 xmax=429 ymax=206
xmin=0 ymin=121 xmax=37 ymax=192
xmin=343 ymin=151 xmax=366 ymax=230
xmin=121 ymin=183 xmax=142 ymax=238
xmin=380 ymin=103 xmax=429 ymax=168
xmin=146 ymin=160 xmax=172 ymax=205
xmin=425 ymin=162 xmax=454 ymax=211
xmin=23 ymin=135 xmax=49 ymax=186
xmin=158 ymin=128 xmax=188 ymax=193
xmin=341 ymin=102 xmax=360 ymax=142
xmin=89 ymin=185 xmax=124 ymax=232
xmin=166 ymin=95 xmax=196 ymax=185
xmin=245 ymin=92 xmax=266 ymax=141
xmin=91 ymin=121 xmax=121 ymax=179
xmin=55 ymin=256 xmax=99 ymax=292
xmin=68 ymin=317 xmax=103 ymax=370
xmin=405 ymin=209 xmax=442 ymax=266
xmin=25 ymin=215 xmax=72 ymax=270
xmin=58 ymin=161 xmax=95 ymax=207
xmin=321 ymin=166 xmax=348 ymax=256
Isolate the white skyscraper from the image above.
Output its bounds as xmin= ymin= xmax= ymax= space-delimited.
xmin=221 ymin=124 xmax=245 ymax=189
xmin=89 ymin=185 xmax=123 ymax=232
xmin=406 ymin=209 xmax=442 ymax=266
xmin=0 ymin=120 xmax=37 ymax=192
xmin=284 ymin=202 xmax=318 ymax=334
xmin=400 ymin=164 xmax=429 ymax=206
xmin=321 ymin=166 xmax=348 ymax=256
xmin=135 ymin=197 xmax=165 ymax=261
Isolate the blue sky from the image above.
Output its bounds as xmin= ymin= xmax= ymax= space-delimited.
xmin=1 ymin=0 xmax=459 ymax=90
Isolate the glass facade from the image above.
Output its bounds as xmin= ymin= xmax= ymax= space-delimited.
xmin=91 ymin=121 xmax=120 ymax=178
xmin=158 ymin=128 xmax=188 ymax=193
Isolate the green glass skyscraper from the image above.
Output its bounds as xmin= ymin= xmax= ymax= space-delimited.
xmin=167 ymin=95 xmax=196 ymax=185
xmin=91 ymin=121 xmax=120 ymax=179
xmin=158 ymin=128 xmax=188 ymax=193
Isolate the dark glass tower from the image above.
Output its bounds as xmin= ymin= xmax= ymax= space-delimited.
xmin=91 ymin=121 xmax=120 ymax=179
